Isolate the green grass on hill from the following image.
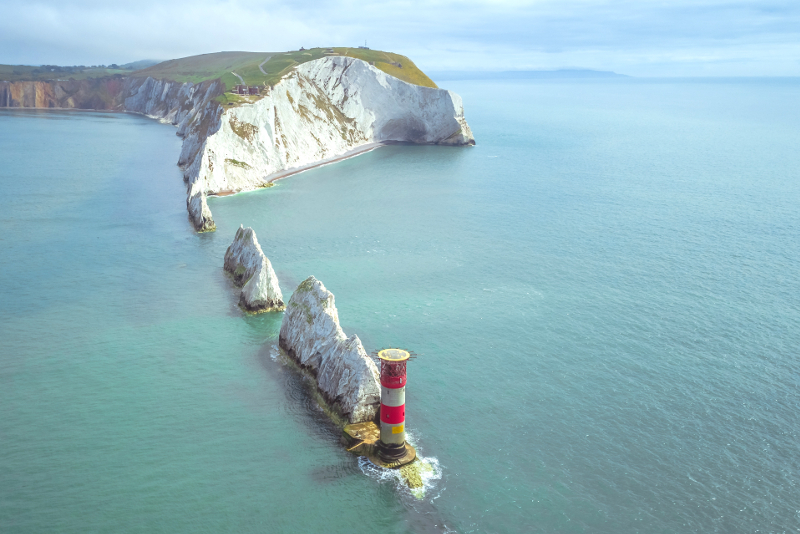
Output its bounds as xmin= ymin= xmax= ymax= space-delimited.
xmin=249 ymin=49 xmax=328 ymax=87
xmin=131 ymin=48 xmax=437 ymax=92
xmin=130 ymin=51 xmax=268 ymax=87
xmin=1 ymin=48 xmax=438 ymax=105
xmin=0 ymin=64 xmax=129 ymax=82
xmin=332 ymin=48 xmax=437 ymax=88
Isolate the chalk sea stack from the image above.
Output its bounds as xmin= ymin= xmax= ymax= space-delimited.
xmin=224 ymin=225 xmax=284 ymax=312
xmin=279 ymin=276 xmax=381 ymax=424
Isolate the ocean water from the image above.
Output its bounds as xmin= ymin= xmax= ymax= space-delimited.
xmin=1 ymin=78 xmax=799 ymax=534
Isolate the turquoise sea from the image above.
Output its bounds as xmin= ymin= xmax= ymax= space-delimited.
xmin=1 ymin=78 xmax=799 ymax=533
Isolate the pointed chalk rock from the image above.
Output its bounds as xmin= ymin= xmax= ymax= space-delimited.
xmin=279 ymin=276 xmax=381 ymax=424
xmin=224 ymin=225 xmax=284 ymax=312
xmin=187 ymin=185 xmax=215 ymax=232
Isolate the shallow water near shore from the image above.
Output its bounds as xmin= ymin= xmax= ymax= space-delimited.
xmin=2 ymin=78 xmax=800 ymax=533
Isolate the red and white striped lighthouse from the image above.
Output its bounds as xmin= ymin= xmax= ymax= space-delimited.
xmin=377 ymin=348 xmax=411 ymax=462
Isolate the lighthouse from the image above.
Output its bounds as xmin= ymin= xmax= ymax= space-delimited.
xmin=341 ymin=347 xmax=417 ymax=469
xmin=377 ymin=348 xmax=412 ymax=463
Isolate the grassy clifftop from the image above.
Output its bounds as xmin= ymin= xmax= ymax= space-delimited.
xmin=132 ymin=48 xmax=438 ymax=90
xmin=0 ymin=64 xmax=131 ymax=82
xmin=1 ymin=49 xmax=437 ymax=108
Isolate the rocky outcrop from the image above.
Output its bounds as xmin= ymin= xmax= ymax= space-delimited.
xmin=224 ymin=225 xmax=284 ymax=312
xmin=279 ymin=276 xmax=380 ymax=424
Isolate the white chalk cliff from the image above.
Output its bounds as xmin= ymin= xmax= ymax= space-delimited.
xmin=121 ymin=76 xmax=224 ymax=231
xmin=181 ymin=56 xmax=474 ymax=230
xmin=224 ymin=225 xmax=285 ymax=312
xmin=279 ymin=276 xmax=381 ymax=424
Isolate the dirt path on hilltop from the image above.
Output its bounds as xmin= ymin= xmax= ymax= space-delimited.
xmin=258 ymin=56 xmax=272 ymax=75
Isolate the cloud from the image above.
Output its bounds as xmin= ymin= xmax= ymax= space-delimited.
xmin=0 ymin=0 xmax=798 ymax=75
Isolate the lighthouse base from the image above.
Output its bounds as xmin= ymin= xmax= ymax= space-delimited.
xmin=342 ymin=422 xmax=417 ymax=468
xmin=373 ymin=441 xmax=416 ymax=469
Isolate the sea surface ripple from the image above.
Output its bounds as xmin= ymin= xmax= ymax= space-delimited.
xmin=1 ymin=78 xmax=799 ymax=533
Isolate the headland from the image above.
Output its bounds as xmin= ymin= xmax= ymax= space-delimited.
xmin=1 ymin=48 xmax=474 ymax=232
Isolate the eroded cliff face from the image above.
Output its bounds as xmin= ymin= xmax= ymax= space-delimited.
xmin=0 ymin=78 xmax=127 ymax=109
xmin=3 ymin=56 xmax=474 ymax=233
xmin=1 ymin=75 xmax=224 ymax=232
xmin=279 ymin=276 xmax=381 ymax=424
xmin=122 ymin=77 xmax=224 ymax=232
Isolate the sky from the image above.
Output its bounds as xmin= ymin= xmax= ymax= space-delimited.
xmin=1 ymin=0 xmax=798 ymax=76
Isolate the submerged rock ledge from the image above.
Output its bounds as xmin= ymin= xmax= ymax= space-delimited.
xmin=223 ymin=225 xmax=284 ymax=313
xmin=279 ymin=276 xmax=380 ymax=424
